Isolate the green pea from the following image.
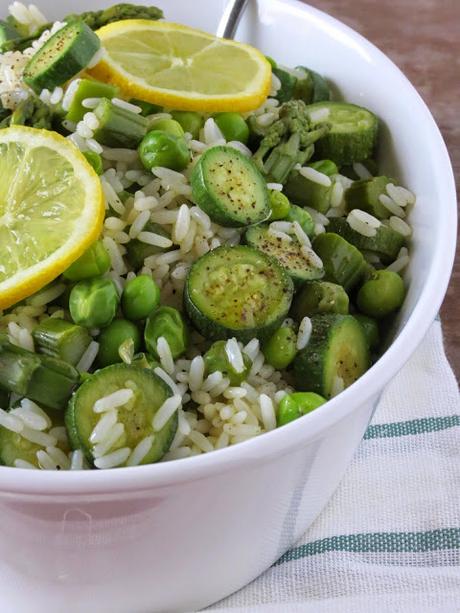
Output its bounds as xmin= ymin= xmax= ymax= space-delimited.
xmin=138 ymin=130 xmax=190 ymax=171
xmin=97 ymin=319 xmax=141 ymax=367
xmin=144 ymin=306 xmax=188 ymax=359
xmin=263 ymin=325 xmax=297 ymax=370
xmin=269 ymin=190 xmax=291 ymax=220
xmin=148 ymin=118 xmax=184 ymax=137
xmin=354 ymin=314 xmax=380 ymax=350
xmin=121 ymin=275 xmax=160 ymax=321
xmin=69 ymin=278 xmax=119 ymax=329
xmin=308 ymin=160 xmax=338 ymax=177
xmin=214 ymin=112 xmax=249 ymax=144
xmin=63 ymin=240 xmax=111 ymax=282
xmin=170 ymin=111 xmax=204 ymax=139
xmin=357 ymin=270 xmax=405 ymax=318
xmin=277 ymin=392 xmax=326 ymax=426
xmin=130 ymin=99 xmax=162 ymax=116
xmin=204 ymin=340 xmax=251 ymax=386
xmin=286 ymin=204 xmax=315 ymax=236
xmin=83 ymin=151 xmax=103 ymax=175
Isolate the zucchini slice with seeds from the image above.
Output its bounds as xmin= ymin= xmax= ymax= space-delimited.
xmin=23 ymin=21 xmax=100 ymax=93
xmin=306 ymin=101 xmax=379 ymax=165
xmin=293 ymin=314 xmax=370 ymax=397
xmin=65 ymin=364 xmax=177 ymax=466
xmin=245 ymin=223 xmax=323 ymax=284
xmin=191 ymin=146 xmax=270 ymax=227
xmin=184 ymin=245 xmax=294 ymax=342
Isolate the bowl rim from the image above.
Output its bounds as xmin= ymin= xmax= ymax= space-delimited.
xmin=0 ymin=0 xmax=456 ymax=495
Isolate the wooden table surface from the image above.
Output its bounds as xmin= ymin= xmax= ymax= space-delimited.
xmin=302 ymin=0 xmax=459 ymax=377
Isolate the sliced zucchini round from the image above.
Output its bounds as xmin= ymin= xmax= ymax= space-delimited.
xmin=184 ymin=245 xmax=294 ymax=342
xmin=190 ymin=146 xmax=270 ymax=227
xmin=23 ymin=21 xmax=100 ymax=93
xmin=327 ymin=217 xmax=405 ymax=263
xmin=65 ymin=364 xmax=177 ymax=466
xmin=293 ymin=314 xmax=370 ymax=397
xmin=306 ymin=101 xmax=379 ymax=165
xmin=245 ymin=223 xmax=323 ymax=284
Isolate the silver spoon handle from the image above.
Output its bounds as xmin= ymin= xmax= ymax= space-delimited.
xmin=216 ymin=0 xmax=250 ymax=39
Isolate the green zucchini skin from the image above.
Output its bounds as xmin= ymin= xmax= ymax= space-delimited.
xmin=23 ymin=21 xmax=100 ymax=93
xmin=327 ymin=217 xmax=405 ymax=263
xmin=293 ymin=314 xmax=370 ymax=397
xmin=190 ymin=146 xmax=270 ymax=227
xmin=244 ymin=224 xmax=324 ymax=284
xmin=184 ymin=245 xmax=294 ymax=343
xmin=312 ymin=233 xmax=367 ymax=291
xmin=306 ymin=101 xmax=379 ymax=165
xmin=345 ymin=176 xmax=393 ymax=219
xmin=291 ymin=280 xmax=349 ymax=320
xmin=65 ymin=364 xmax=177 ymax=466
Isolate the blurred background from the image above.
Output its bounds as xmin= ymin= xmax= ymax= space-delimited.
xmin=303 ymin=0 xmax=459 ymax=376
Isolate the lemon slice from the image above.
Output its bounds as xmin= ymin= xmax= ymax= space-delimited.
xmin=0 ymin=126 xmax=104 ymax=309
xmin=89 ymin=20 xmax=272 ymax=112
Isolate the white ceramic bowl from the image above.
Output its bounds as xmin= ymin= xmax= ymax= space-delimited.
xmin=0 ymin=1 xmax=456 ymax=611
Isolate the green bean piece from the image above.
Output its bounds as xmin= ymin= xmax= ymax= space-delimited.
xmin=121 ymin=275 xmax=160 ymax=321
xmin=63 ymin=240 xmax=111 ymax=281
xmin=170 ymin=110 xmax=204 ymax=139
xmin=204 ymin=340 xmax=251 ymax=386
xmin=93 ymin=98 xmax=148 ymax=148
xmin=272 ymin=65 xmax=298 ymax=103
xmin=130 ymin=99 xmax=162 ymax=116
xmin=312 ymin=233 xmax=366 ymax=291
xmin=83 ymin=151 xmax=103 ymax=175
xmin=0 ymin=335 xmax=79 ymax=409
xmin=65 ymin=78 xmax=118 ymax=123
xmin=345 ymin=176 xmax=393 ymax=219
xmin=277 ymin=391 xmax=327 ymax=426
xmin=269 ymin=190 xmax=291 ymax=220
xmin=69 ymin=278 xmax=119 ymax=328
xmin=97 ymin=319 xmax=142 ymax=367
xmin=214 ymin=112 xmax=250 ymax=144
xmin=354 ymin=314 xmax=380 ymax=350
xmin=148 ymin=118 xmax=184 ymax=137
xmin=284 ymin=168 xmax=332 ymax=213
xmin=138 ymin=130 xmax=190 ymax=171
xmin=262 ymin=325 xmax=297 ymax=370
xmin=294 ymin=66 xmax=331 ymax=104
xmin=292 ymin=281 xmax=349 ymax=320
xmin=357 ymin=270 xmax=405 ymax=318
xmin=33 ymin=318 xmax=91 ymax=365
xmin=286 ymin=204 xmax=315 ymax=236
xmin=309 ymin=159 xmax=338 ymax=177
xmin=144 ymin=306 xmax=189 ymax=359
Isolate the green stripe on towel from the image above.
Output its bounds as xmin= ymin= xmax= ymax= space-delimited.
xmin=276 ymin=528 xmax=460 ymax=565
xmin=364 ymin=415 xmax=459 ymax=440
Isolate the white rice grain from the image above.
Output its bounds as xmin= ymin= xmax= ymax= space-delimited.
xmin=21 ymin=427 xmax=57 ymax=447
xmin=259 ymin=394 xmax=277 ymax=431
xmin=308 ymin=107 xmax=330 ymax=122
xmin=330 ymin=181 xmax=344 ymax=208
xmin=94 ymin=447 xmax=131 ymax=469
xmin=112 ymin=98 xmax=142 ymax=114
xmin=138 ymin=231 xmax=173 ymax=248
xmin=36 ymin=450 xmax=58 ymax=470
xmin=89 ymin=410 xmax=119 ymax=444
xmin=129 ymin=209 xmax=151 ymax=239
xmin=389 ymin=215 xmax=412 ymax=237
xmin=353 ymin=162 xmax=372 ymax=180
xmin=347 ymin=209 xmax=381 ymax=237
xmin=225 ymin=338 xmax=245 ymax=373
xmin=188 ymin=356 xmax=205 ymax=391
xmin=70 ymin=449 xmax=85 ymax=470
xmin=0 ymin=408 xmax=24 ymax=433
xmin=157 ymin=337 xmax=175 ymax=375
xmin=386 ymin=255 xmax=410 ymax=273
xmin=92 ymin=423 xmax=125 ymax=458
xmin=331 ymin=376 xmax=345 ymax=397
xmin=14 ymin=459 xmax=37 ymax=469
xmin=188 ymin=430 xmax=214 ymax=453
xmin=126 ymin=435 xmax=155 ymax=466
xmin=299 ymin=166 xmax=332 ymax=187
xmin=297 ymin=316 xmax=312 ymax=350
xmin=173 ymin=204 xmax=191 ymax=242
xmin=243 ymin=338 xmax=260 ymax=361
xmin=81 ymin=96 xmax=102 ymax=109
xmin=152 ymin=395 xmax=182 ymax=432
xmin=45 ymin=446 xmax=71 ymax=470
xmin=153 ymin=367 xmax=181 ymax=395
xmin=379 ymin=194 xmax=405 ymax=218
xmin=76 ymin=341 xmax=99 ymax=373
xmin=93 ymin=389 xmax=134 ymax=413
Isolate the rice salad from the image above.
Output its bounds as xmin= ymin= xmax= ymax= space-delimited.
xmin=0 ymin=3 xmax=415 ymax=471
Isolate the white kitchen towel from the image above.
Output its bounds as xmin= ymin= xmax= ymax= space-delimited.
xmin=207 ymin=320 xmax=460 ymax=612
